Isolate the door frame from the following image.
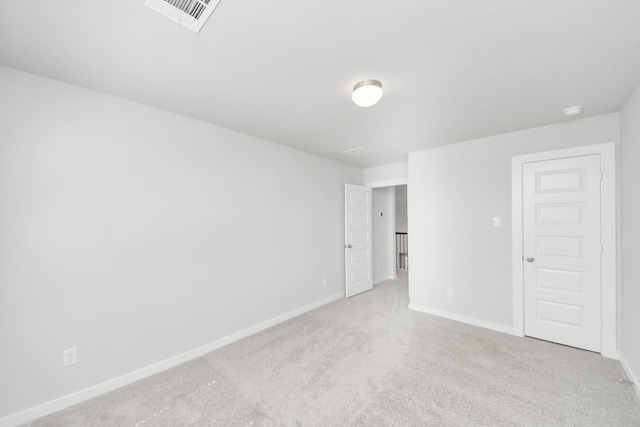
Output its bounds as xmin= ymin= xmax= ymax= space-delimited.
xmin=511 ymin=142 xmax=617 ymax=358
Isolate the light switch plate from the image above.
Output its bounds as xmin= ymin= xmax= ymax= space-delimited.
xmin=492 ymin=217 xmax=502 ymax=228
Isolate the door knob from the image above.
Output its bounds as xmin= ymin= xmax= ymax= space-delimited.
xmin=526 ymin=257 xmax=535 ymax=262
xmin=345 ymin=244 xmax=353 ymax=249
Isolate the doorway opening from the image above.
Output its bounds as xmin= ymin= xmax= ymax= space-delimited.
xmin=372 ymin=184 xmax=407 ymax=285
xmin=395 ymin=184 xmax=408 ymax=271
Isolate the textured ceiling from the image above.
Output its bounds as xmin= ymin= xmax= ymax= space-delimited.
xmin=1 ymin=0 xmax=640 ymax=168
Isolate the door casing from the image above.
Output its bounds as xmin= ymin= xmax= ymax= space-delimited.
xmin=511 ymin=142 xmax=617 ymax=358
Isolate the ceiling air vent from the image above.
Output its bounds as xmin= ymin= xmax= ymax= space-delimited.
xmin=146 ymin=0 xmax=221 ymax=33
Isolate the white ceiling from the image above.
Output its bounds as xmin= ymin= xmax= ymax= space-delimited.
xmin=1 ymin=1 xmax=640 ymax=168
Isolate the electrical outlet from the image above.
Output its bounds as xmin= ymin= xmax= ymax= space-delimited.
xmin=322 ymin=277 xmax=327 ymax=286
xmin=63 ymin=347 xmax=77 ymax=367
xmin=446 ymin=288 xmax=454 ymax=298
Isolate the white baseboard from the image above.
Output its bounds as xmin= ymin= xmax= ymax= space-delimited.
xmin=0 ymin=292 xmax=344 ymax=427
xmin=408 ymin=303 xmax=517 ymax=336
xmin=619 ymin=352 xmax=640 ymax=401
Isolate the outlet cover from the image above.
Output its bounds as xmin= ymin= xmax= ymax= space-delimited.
xmin=446 ymin=288 xmax=455 ymax=298
xmin=63 ymin=347 xmax=77 ymax=367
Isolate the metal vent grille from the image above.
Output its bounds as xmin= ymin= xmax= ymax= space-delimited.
xmin=162 ymin=0 xmax=209 ymax=20
xmin=146 ymin=0 xmax=220 ymax=33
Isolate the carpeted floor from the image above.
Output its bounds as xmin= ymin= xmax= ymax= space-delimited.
xmin=26 ymin=272 xmax=640 ymax=426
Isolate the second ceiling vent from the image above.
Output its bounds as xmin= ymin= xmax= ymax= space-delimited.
xmin=146 ymin=0 xmax=221 ymax=33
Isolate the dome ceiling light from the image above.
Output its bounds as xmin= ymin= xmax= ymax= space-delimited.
xmin=563 ymin=106 xmax=583 ymax=117
xmin=352 ymin=79 xmax=383 ymax=107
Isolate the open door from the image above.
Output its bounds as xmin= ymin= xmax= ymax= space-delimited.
xmin=345 ymin=184 xmax=373 ymax=297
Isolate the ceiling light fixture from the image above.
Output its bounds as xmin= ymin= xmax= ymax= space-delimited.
xmin=352 ymin=79 xmax=383 ymax=107
xmin=563 ymin=106 xmax=583 ymax=117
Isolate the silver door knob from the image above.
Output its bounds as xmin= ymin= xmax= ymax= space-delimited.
xmin=345 ymin=244 xmax=353 ymax=249
xmin=526 ymin=257 xmax=535 ymax=262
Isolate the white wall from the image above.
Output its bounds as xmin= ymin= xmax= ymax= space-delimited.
xmin=620 ymin=83 xmax=640 ymax=390
xmin=408 ymin=114 xmax=620 ymax=329
xmin=0 ymin=66 xmax=362 ymax=420
xmin=372 ymin=187 xmax=395 ymax=283
xmin=363 ymin=161 xmax=408 ymax=186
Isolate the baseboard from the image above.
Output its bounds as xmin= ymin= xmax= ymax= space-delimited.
xmin=619 ymin=352 xmax=640 ymax=402
xmin=0 ymin=292 xmax=344 ymax=427
xmin=408 ymin=303 xmax=517 ymax=336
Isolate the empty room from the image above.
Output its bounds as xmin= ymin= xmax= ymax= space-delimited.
xmin=1 ymin=1 xmax=640 ymax=425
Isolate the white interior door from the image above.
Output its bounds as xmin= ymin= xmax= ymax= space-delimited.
xmin=345 ymin=184 xmax=373 ymax=298
xmin=523 ymin=155 xmax=602 ymax=352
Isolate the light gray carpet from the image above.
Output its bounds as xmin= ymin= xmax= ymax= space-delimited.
xmin=26 ymin=273 xmax=640 ymax=426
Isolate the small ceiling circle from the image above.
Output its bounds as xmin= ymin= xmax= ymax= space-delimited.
xmin=563 ymin=106 xmax=583 ymax=117
xmin=352 ymin=79 xmax=383 ymax=107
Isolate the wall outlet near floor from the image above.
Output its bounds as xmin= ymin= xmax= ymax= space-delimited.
xmin=63 ymin=347 xmax=77 ymax=367
xmin=322 ymin=277 xmax=327 ymax=286
xmin=446 ymin=288 xmax=455 ymax=298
